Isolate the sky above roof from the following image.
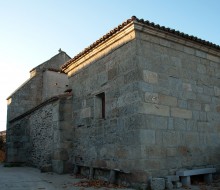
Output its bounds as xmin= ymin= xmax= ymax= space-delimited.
xmin=0 ymin=0 xmax=220 ymax=131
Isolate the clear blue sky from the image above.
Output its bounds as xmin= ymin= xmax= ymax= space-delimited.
xmin=0 ymin=0 xmax=220 ymax=131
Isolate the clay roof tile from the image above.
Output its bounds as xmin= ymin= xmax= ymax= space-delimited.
xmin=61 ymin=16 xmax=220 ymax=71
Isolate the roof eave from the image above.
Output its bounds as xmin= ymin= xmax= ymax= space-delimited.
xmin=62 ymin=20 xmax=136 ymax=75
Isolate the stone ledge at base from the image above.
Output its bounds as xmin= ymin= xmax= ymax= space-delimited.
xmin=176 ymin=168 xmax=216 ymax=186
xmin=73 ymin=164 xmax=130 ymax=184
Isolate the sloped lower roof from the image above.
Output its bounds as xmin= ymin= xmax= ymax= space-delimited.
xmin=61 ymin=16 xmax=220 ymax=71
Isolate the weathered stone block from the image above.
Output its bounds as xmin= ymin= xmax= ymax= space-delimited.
xmin=166 ymin=148 xmax=177 ymax=157
xmin=184 ymin=46 xmax=195 ymax=55
xmin=207 ymin=54 xmax=220 ymax=62
xmin=124 ymin=69 xmax=140 ymax=84
xmin=150 ymin=178 xmax=165 ymax=190
xmin=145 ymin=92 xmax=159 ymax=103
xmin=203 ymin=104 xmax=210 ymax=112
xmin=97 ymin=71 xmax=108 ymax=86
xmin=174 ymin=118 xmax=186 ymax=131
xmin=143 ymin=70 xmax=158 ymax=84
xmin=214 ymin=86 xmax=220 ymax=96
xmin=108 ymin=67 xmax=117 ymax=80
xmin=80 ymin=107 xmax=91 ymax=118
xmin=145 ymin=115 xmax=168 ymax=130
xmin=163 ymin=131 xmax=180 ymax=146
xmin=138 ymin=81 xmax=153 ymax=92
xmin=175 ymin=182 xmax=182 ymax=188
xmin=53 ymin=148 xmax=69 ymax=161
xmin=182 ymin=83 xmax=192 ymax=91
xmin=165 ymin=181 xmax=173 ymax=190
xmin=139 ymin=102 xmax=170 ymax=117
xmin=146 ymin=146 xmax=166 ymax=158
xmin=159 ymin=94 xmax=177 ymax=106
xmin=52 ymin=160 xmax=64 ymax=174
xmin=198 ymin=122 xmax=210 ymax=132
xmin=196 ymin=50 xmax=207 ymax=58
xmin=140 ymin=129 xmax=155 ymax=145
xmin=188 ymin=100 xmax=201 ymax=110
xmin=197 ymin=94 xmax=211 ymax=103
xmin=40 ymin=164 xmax=52 ymax=173
xmin=171 ymin=108 xmax=192 ymax=119
xmin=183 ymin=132 xmax=199 ymax=145
xmin=165 ymin=175 xmax=179 ymax=182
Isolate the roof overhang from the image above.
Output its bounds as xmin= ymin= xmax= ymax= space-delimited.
xmin=61 ymin=16 xmax=220 ymax=75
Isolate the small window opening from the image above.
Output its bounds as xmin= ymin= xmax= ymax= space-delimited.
xmin=95 ymin=92 xmax=105 ymax=119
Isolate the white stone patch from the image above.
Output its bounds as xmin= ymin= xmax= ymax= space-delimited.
xmin=183 ymin=83 xmax=192 ymax=91
xmin=143 ymin=70 xmax=158 ymax=84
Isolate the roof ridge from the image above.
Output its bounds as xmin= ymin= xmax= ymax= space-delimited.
xmin=61 ymin=16 xmax=220 ymax=71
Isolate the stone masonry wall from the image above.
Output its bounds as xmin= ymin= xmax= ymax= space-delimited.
xmin=135 ymin=30 xmax=220 ymax=177
xmin=27 ymin=103 xmax=54 ymax=167
xmin=69 ymin=37 xmax=144 ymax=182
xmin=7 ymin=73 xmax=43 ymax=121
xmin=7 ymin=96 xmax=73 ymax=171
xmin=7 ymin=102 xmax=54 ymax=167
xmin=52 ymin=96 xmax=73 ymax=174
xmin=67 ymin=26 xmax=220 ymax=184
xmin=7 ymin=117 xmax=29 ymax=163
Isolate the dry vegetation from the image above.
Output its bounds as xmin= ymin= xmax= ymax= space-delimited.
xmin=0 ymin=136 xmax=5 ymax=162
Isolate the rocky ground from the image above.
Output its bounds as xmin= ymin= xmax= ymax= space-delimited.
xmin=0 ymin=164 xmax=133 ymax=190
xmin=0 ymin=163 xmax=220 ymax=190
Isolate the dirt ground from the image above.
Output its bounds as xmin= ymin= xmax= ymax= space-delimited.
xmin=0 ymin=164 xmax=133 ymax=190
xmin=0 ymin=163 xmax=220 ymax=190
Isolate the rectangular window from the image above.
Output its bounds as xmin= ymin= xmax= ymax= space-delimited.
xmin=95 ymin=92 xmax=105 ymax=119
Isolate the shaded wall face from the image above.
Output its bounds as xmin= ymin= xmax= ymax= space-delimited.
xmin=69 ymin=40 xmax=145 ymax=172
xmin=7 ymin=102 xmax=57 ymax=167
xmin=136 ymin=32 xmax=220 ymax=176
xmin=42 ymin=71 xmax=69 ymax=101
xmin=7 ymin=97 xmax=73 ymax=172
xmin=7 ymin=118 xmax=29 ymax=163
xmin=7 ymin=73 xmax=43 ymax=121
xmin=27 ymin=103 xmax=54 ymax=167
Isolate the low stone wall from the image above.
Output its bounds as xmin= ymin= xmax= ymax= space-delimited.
xmin=27 ymin=103 xmax=54 ymax=167
xmin=7 ymin=94 xmax=73 ymax=172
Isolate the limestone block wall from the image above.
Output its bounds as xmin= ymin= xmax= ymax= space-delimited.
xmin=135 ymin=30 xmax=220 ymax=177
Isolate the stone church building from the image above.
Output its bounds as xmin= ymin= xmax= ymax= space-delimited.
xmin=6 ymin=16 xmax=220 ymax=185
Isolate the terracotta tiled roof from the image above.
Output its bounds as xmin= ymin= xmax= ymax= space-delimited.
xmin=61 ymin=16 xmax=136 ymax=71
xmin=61 ymin=16 xmax=220 ymax=71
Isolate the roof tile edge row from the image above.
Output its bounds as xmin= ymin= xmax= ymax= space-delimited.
xmin=61 ymin=16 xmax=220 ymax=71
xmin=61 ymin=16 xmax=136 ymax=70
